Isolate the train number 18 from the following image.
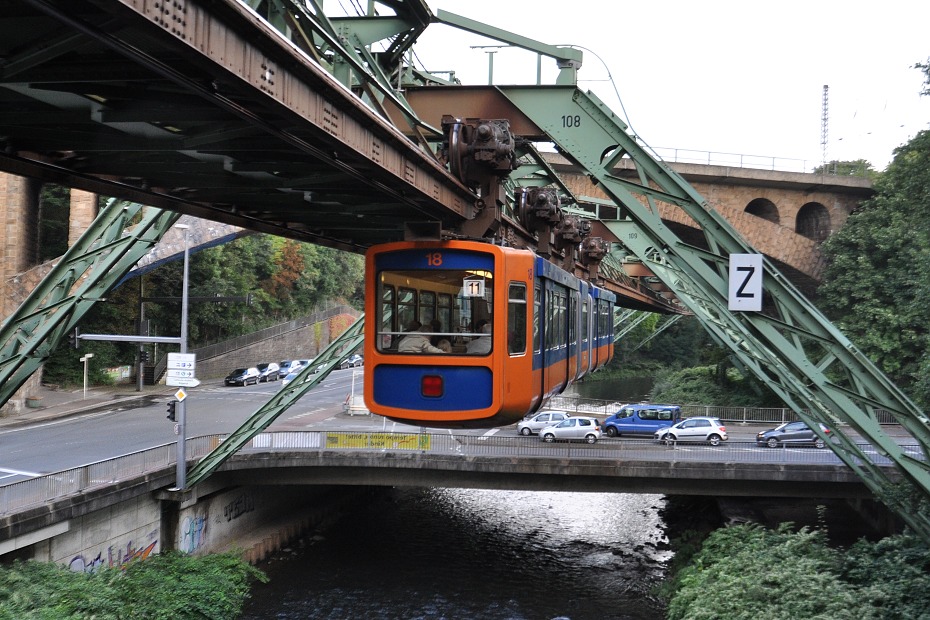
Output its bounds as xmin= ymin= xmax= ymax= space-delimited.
xmin=426 ymin=252 xmax=443 ymax=266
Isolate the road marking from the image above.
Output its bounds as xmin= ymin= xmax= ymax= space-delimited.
xmin=0 ymin=467 xmax=43 ymax=477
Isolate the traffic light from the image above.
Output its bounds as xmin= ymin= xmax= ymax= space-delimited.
xmin=140 ymin=350 xmax=149 ymax=364
xmin=166 ymin=400 xmax=177 ymax=422
xmin=68 ymin=327 xmax=80 ymax=349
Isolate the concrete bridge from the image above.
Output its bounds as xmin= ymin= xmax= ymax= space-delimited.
xmin=0 ymin=430 xmax=898 ymax=567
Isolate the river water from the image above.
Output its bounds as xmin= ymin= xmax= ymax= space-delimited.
xmin=240 ymin=487 xmax=672 ymax=619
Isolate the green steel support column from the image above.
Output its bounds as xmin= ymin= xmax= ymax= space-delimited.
xmin=498 ymin=85 xmax=930 ymax=540
xmin=185 ymin=316 xmax=365 ymax=487
xmin=0 ymin=200 xmax=179 ymax=406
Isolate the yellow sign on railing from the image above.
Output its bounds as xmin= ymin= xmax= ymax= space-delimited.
xmin=326 ymin=433 xmax=430 ymax=450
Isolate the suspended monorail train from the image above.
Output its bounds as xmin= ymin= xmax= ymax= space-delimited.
xmin=363 ymin=240 xmax=615 ymax=428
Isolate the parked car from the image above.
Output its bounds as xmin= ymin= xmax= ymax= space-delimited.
xmin=278 ymin=360 xmax=296 ymax=379
xmin=281 ymin=371 xmax=302 ymax=389
xmin=654 ymin=417 xmax=728 ymax=445
xmin=279 ymin=359 xmax=311 ymax=379
xmin=224 ymin=367 xmax=260 ymax=386
xmin=339 ymin=354 xmax=364 ymax=369
xmin=602 ymin=404 xmax=682 ymax=437
xmin=256 ymin=362 xmax=280 ymax=382
xmin=518 ymin=410 xmax=571 ymax=436
xmin=538 ymin=416 xmax=602 ymax=444
xmin=756 ymin=421 xmax=832 ymax=449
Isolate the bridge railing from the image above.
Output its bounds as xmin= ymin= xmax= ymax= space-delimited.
xmin=650 ymin=147 xmax=870 ymax=178
xmin=546 ymin=395 xmax=900 ymax=425
xmin=3 ymin=431 xmax=919 ymax=519
xmin=0 ymin=436 xmax=221 ymax=518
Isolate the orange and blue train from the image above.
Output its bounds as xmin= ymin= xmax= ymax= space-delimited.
xmin=363 ymin=240 xmax=615 ymax=428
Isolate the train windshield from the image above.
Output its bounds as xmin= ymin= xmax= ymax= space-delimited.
xmin=377 ymin=268 xmax=493 ymax=354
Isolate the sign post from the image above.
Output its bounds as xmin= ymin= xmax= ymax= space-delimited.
xmin=78 ymin=353 xmax=94 ymax=399
xmin=172 ymin=224 xmax=192 ymax=489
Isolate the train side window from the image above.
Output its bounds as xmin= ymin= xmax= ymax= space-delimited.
xmin=380 ymin=285 xmax=395 ymax=350
xmin=397 ymin=287 xmax=417 ymax=334
xmin=419 ymin=290 xmax=436 ymax=327
xmin=533 ymin=286 xmax=541 ymax=354
xmin=508 ymin=283 xmax=527 ymax=355
xmin=438 ymin=293 xmax=453 ymax=341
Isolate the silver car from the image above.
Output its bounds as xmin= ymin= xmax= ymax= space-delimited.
xmin=518 ymin=410 xmax=571 ymax=436
xmin=538 ymin=416 xmax=602 ymax=444
xmin=654 ymin=417 xmax=728 ymax=446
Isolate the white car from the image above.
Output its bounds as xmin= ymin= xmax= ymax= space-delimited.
xmin=654 ymin=417 xmax=728 ymax=446
xmin=538 ymin=416 xmax=602 ymax=444
xmin=518 ymin=410 xmax=571 ymax=436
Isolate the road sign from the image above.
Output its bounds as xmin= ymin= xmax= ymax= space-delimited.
xmin=168 ymin=377 xmax=201 ymax=388
xmin=728 ymin=253 xmax=763 ymax=311
xmin=167 ymin=352 xmax=196 ymax=370
xmin=174 ymin=388 xmax=187 ymax=401
xmin=167 ymin=353 xmax=198 ymax=387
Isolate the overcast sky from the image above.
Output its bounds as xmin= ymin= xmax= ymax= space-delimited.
xmin=412 ymin=1 xmax=930 ymax=171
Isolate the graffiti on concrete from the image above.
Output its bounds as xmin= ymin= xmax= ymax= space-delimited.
xmin=68 ymin=530 xmax=158 ymax=573
xmin=180 ymin=514 xmax=207 ymax=553
xmin=224 ymin=493 xmax=255 ymax=522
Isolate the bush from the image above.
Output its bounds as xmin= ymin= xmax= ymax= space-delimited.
xmin=0 ymin=551 xmax=266 ymax=620
xmin=665 ymin=524 xmax=930 ymax=620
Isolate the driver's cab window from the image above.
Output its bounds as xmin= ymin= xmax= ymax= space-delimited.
xmin=377 ymin=268 xmax=493 ymax=354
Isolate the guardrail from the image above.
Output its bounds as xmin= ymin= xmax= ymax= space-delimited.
xmin=2 ymin=431 xmax=919 ymax=519
xmin=546 ymin=395 xmax=900 ymax=425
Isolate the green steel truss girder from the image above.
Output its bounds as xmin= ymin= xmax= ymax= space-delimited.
xmin=0 ymin=200 xmax=180 ymax=406
xmin=614 ymin=310 xmax=652 ymax=342
xmin=254 ymin=1 xmax=439 ymax=145
xmin=632 ymin=315 xmax=683 ymax=353
xmin=497 ymin=85 xmax=930 ymax=539
xmin=185 ymin=316 xmax=365 ymax=487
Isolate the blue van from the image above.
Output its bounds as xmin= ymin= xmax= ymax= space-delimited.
xmin=602 ymin=404 xmax=682 ymax=437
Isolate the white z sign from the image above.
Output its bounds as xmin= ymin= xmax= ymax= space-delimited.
xmin=728 ymin=254 xmax=763 ymax=311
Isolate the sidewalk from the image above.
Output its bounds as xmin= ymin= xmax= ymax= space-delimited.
xmin=0 ymin=383 xmax=174 ymax=429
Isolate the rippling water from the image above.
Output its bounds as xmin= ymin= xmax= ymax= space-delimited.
xmin=241 ymin=487 xmax=671 ymax=619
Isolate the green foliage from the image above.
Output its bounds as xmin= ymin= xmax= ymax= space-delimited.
xmin=667 ymin=524 xmax=859 ymax=620
xmin=916 ymin=57 xmax=930 ymax=96
xmin=650 ymin=364 xmax=780 ymax=407
xmin=818 ymin=129 xmax=930 ymax=408
xmin=0 ymin=552 xmax=265 ymax=620
xmin=840 ymin=535 xmax=930 ymax=619
xmin=38 ymin=183 xmax=70 ymax=260
xmin=666 ymin=525 xmax=930 ymax=620
xmin=42 ymin=233 xmax=364 ymax=386
xmin=813 ymin=159 xmax=877 ymax=179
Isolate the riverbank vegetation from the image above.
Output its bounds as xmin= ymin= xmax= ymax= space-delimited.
xmin=661 ymin=524 xmax=930 ymax=620
xmin=0 ymin=551 xmax=265 ymax=619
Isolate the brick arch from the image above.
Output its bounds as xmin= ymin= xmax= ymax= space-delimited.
xmin=795 ymin=202 xmax=831 ymax=242
xmin=745 ymin=197 xmax=779 ymax=224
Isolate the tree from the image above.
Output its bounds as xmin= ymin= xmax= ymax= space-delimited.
xmin=818 ymin=129 xmax=930 ymax=407
xmin=812 ymin=159 xmax=878 ymax=179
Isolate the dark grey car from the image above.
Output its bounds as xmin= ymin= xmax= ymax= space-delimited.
xmin=756 ymin=421 xmax=832 ymax=448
